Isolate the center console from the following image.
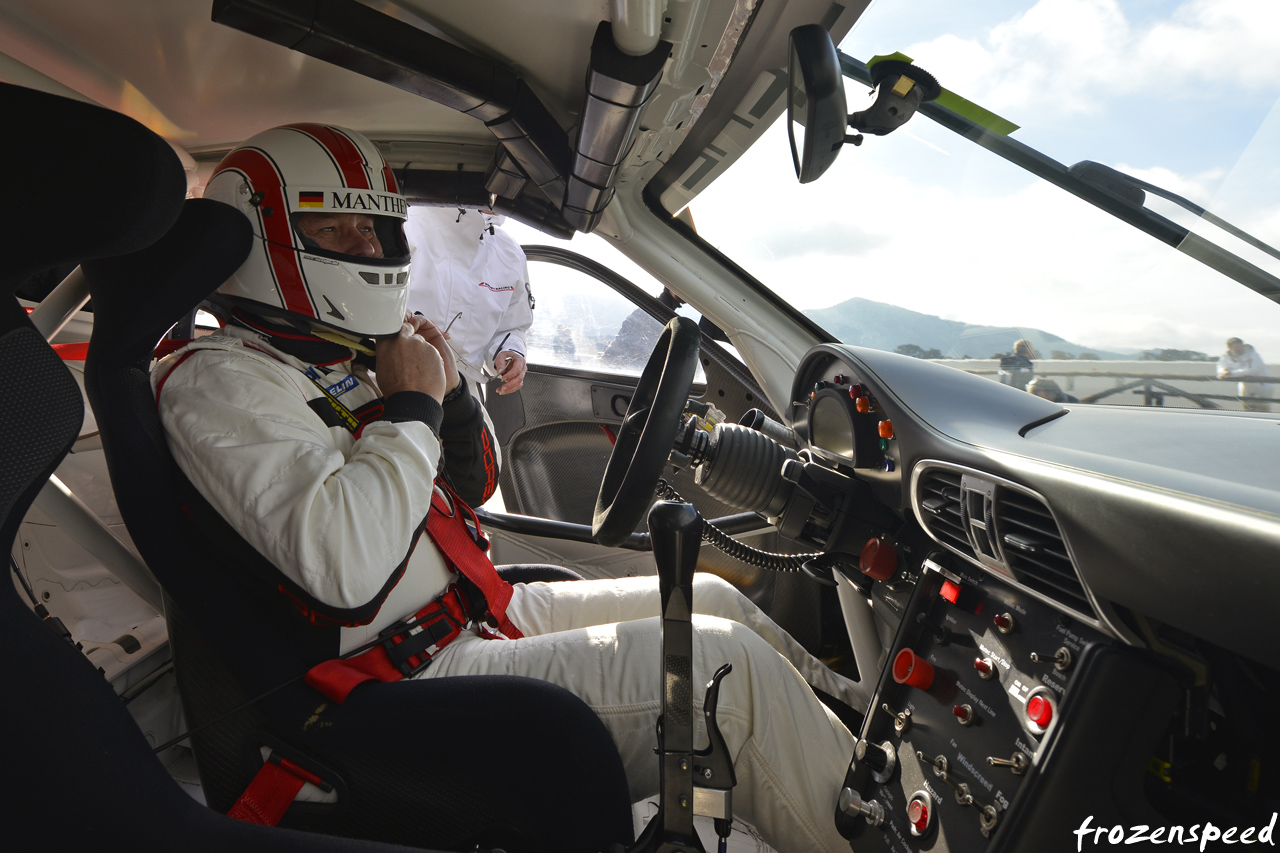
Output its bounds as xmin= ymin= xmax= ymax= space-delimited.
xmin=836 ymin=557 xmax=1181 ymax=852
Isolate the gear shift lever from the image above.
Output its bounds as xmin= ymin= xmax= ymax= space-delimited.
xmin=624 ymin=501 xmax=737 ymax=853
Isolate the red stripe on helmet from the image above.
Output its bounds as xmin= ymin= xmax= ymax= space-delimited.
xmin=213 ymin=148 xmax=316 ymax=319
xmin=382 ymin=163 xmax=399 ymax=193
xmin=284 ymin=123 xmax=372 ymax=190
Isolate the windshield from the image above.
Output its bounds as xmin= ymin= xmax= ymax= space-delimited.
xmin=691 ymin=0 xmax=1280 ymax=411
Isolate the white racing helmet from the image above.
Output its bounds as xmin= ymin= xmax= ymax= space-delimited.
xmin=204 ymin=124 xmax=411 ymax=338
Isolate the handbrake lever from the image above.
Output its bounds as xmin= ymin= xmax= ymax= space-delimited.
xmin=624 ymin=501 xmax=736 ymax=853
xmin=693 ymin=663 xmax=736 ymax=851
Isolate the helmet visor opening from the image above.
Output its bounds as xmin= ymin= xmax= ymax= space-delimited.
xmin=289 ymin=211 xmax=409 ymax=266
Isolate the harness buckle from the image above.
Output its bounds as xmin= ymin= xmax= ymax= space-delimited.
xmin=378 ymin=602 xmax=461 ymax=678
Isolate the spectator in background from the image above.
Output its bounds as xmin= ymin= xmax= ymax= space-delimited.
xmin=1027 ymin=377 xmax=1078 ymax=403
xmin=405 ymin=206 xmax=532 ymax=396
xmin=998 ymin=338 xmax=1037 ymax=391
xmin=551 ymin=324 xmax=577 ymax=361
xmin=1217 ymin=337 xmax=1272 ymax=412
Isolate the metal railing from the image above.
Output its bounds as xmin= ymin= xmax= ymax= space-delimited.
xmin=959 ymin=367 xmax=1277 ymax=410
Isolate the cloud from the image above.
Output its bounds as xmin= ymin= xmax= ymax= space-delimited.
xmin=902 ymin=0 xmax=1280 ymax=116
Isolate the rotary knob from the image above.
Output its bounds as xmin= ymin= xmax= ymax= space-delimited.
xmin=855 ymin=739 xmax=897 ymax=783
xmin=859 ymin=537 xmax=898 ymax=581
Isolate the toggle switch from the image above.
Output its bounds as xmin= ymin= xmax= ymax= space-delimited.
xmin=881 ymin=702 xmax=912 ymax=734
xmin=1030 ymin=646 xmax=1072 ymax=671
xmin=993 ymin=612 xmax=1015 ymax=634
xmin=987 ymin=752 xmax=1029 ymax=775
xmin=974 ymin=657 xmax=996 ymax=679
xmin=952 ymin=703 xmax=975 ymax=726
xmin=915 ymin=612 xmax=951 ymax=645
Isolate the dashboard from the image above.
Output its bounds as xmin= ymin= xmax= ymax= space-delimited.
xmin=768 ymin=344 xmax=1280 ymax=851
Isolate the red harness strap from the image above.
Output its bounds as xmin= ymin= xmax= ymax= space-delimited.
xmin=426 ymin=480 xmax=523 ymax=640
xmin=230 ymin=481 xmax=525 ymax=826
xmin=303 ymin=479 xmax=523 ymax=704
xmin=227 ymin=753 xmax=328 ymax=826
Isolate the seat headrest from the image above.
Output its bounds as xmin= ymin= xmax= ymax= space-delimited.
xmin=83 ymin=199 xmax=253 ymax=360
xmin=1 ymin=83 xmax=186 ymax=295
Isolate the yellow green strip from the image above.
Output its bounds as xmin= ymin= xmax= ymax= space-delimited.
xmin=866 ymin=52 xmax=1020 ymax=137
xmin=933 ymin=91 xmax=1019 ymax=136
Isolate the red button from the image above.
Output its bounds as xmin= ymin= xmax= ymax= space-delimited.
xmin=1027 ymin=695 xmax=1053 ymax=728
xmin=940 ymin=579 xmax=961 ymax=604
xmin=892 ymin=648 xmax=935 ymax=690
xmin=859 ymin=538 xmax=898 ymax=581
xmin=907 ymin=797 xmax=928 ymax=831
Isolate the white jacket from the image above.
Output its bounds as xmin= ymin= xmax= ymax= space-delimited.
xmin=153 ymin=326 xmax=458 ymax=654
xmin=405 ymin=207 xmax=533 ymax=385
xmin=1217 ymin=345 xmax=1271 ymax=399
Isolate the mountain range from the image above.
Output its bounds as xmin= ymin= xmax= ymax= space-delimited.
xmin=803 ymin=297 xmax=1132 ymax=360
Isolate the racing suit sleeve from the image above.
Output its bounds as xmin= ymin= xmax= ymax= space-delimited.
xmin=438 ymin=380 xmax=501 ymax=506
xmin=156 ymin=345 xmax=443 ymax=611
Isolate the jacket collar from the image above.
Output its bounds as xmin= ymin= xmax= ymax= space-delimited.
xmin=229 ymin=310 xmax=355 ymax=367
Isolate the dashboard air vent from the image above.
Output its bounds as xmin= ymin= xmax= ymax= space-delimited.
xmin=994 ymin=490 xmax=1090 ymax=615
xmin=916 ymin=469 xmax=975 ymax=561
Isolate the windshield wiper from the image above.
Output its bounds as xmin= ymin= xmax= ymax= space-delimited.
xmin=839 ymin=53 xmax=1280 ymax=305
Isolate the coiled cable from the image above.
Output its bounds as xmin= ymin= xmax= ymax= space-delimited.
xmin=655 ymin=479 xmax=823 ymax=572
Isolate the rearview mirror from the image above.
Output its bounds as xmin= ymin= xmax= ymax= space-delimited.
xmin=787 ymin=24 xmax=848 ymax=184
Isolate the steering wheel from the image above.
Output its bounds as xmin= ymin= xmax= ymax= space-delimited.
xmin=592 ymin=316 xmax=701 ymax=547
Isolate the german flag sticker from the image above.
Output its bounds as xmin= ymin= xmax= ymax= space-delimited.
xmin=298 ymin=191 xmax=325 ymax=209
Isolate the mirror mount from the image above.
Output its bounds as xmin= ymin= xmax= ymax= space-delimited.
xmin=849 ymin=59 xmax=941 ymax=136
xmin=787 ymin=25 xmax=939 ymax=183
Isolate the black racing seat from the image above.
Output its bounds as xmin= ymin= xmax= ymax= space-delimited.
xmin=77 ymin=172 xmax=634 ymax=848
xmin=0 ymin=80 xmax=436 ymax=853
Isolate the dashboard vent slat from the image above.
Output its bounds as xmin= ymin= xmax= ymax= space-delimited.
xmin=995 ymin=491 xmax=1091 ymax=615
xmin=917 ymin=470 xmax=976 ymax=562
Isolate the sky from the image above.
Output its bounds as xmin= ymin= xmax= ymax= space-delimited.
xmin=513 ymin=0 xmax=1280 ymax=361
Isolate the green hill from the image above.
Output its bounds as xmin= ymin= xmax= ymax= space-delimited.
xmin=804 ymin=297 xmax=1130 ymax=360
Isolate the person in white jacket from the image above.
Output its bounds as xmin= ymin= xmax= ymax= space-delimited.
xmin=1217 ymin=337 xmax=1272 ymax=412
xmin=405 ymin=205 xmax=532 ymax=395
xmin=158 ymin=124 xmax=866 ymax=853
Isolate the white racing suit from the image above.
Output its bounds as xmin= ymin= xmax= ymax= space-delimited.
xmin=405 ymin=206 xmax=533 ymax=386
xmin=153 ymin=324 xmax=859 ymax=853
